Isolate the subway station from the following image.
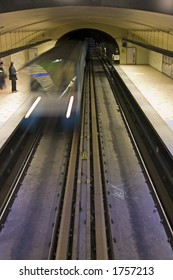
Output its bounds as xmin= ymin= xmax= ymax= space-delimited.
xmin=0 ymin=1 xmax=173 ymax=260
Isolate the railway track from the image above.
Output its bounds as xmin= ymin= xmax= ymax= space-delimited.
xmin=0 ymin=51 xmax=173 ymax=260
xmin=49 ymin=56 xmax=111 ymax=260
xmin=49 ymin=52 xmax=173 ymax=259
xmin=100 ymin=54 xmax=173 ymax=247
xmin=0 ymin=117 xmax=43 ymax=228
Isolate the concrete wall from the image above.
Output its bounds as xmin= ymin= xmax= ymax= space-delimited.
xmin=2 ymin=36 xmax=171 ymax=82
xmin=11 ymin=50 xmax=27 ymax=70
xmin=148 ymin=51 xmax=163 ymax=72
xmin=126 ymin=29 xmax=173 ymax=77
xmin=149 ymin=51 xmax=173 ymax=79
xmin=136 ymin=46 xmax=149 ymax=64
xmin=1 ymin=50 xmax=27 ymax=73
xmin=1 ymin=40 xmax=56 ymax=73
xmin=0 ymin=31 xmax=45 ymax=53
xmin=119 ymin=41 xmax=149 ymax=65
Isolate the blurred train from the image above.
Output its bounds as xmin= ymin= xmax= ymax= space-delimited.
xmin=23 ymin=39 xmax=88 ymax=124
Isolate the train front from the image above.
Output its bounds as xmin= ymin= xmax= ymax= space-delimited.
xmin=24 ymin=40 xmax=87 ymax=126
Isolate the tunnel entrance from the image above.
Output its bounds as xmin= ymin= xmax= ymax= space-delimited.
xmin=57 ymin=28 xmax=119 ymax=62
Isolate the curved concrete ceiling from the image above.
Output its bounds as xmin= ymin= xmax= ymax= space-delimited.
xmin=0 ymin=0 xmax=173 ymax=15
xmin=0 ymin=1 xmax=173 ymax=40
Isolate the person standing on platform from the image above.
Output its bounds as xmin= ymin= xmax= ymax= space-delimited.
xmin=0 ymin=61 xmax=6 ymax=89
xmin=9 ymin=62 xmax=18 ymax=92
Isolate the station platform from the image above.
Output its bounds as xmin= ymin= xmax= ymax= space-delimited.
xmin=0 ymin=65 xmax=173 ymax=155
xmin=0 ymin=69 xmax=31 ymax=149
xmin=119 ymin=65 xmax=173 ymax=131
xmin=116 ymin=65 xmax=173 ymax=156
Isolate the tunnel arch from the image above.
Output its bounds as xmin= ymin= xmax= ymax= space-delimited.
xmin=57 ymin=28 xmax=119 ymax=61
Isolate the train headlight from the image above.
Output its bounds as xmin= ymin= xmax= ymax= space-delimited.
xmin=66 ymin=96 xmax=74 ymax=119
xmin=25 ymin=96 xmax=41 ymax=118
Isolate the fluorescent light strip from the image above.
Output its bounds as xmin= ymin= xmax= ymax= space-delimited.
xmin=66 ymin=96 xmax=74 ymax=119
xmin=25 ymin=96 xmax=41 ymax=118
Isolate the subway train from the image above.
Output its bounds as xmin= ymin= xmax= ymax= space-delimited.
xmin=23 ymin=39 xmax=88 ymax=123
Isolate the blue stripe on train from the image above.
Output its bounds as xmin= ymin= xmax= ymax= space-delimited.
xmin=32 ymin=73 xmax=49 ymax=78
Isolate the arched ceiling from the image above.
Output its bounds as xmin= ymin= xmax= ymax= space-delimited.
xmin=0 ymin=0 xmax=173 ymax=15
xmin=0 ymin=8 xmax=172 ymax=32
xmin=0 ymin=1 xmax=173 ymax=46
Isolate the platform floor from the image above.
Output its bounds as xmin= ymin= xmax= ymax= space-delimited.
xmin=0 ymin=65 xmax=173 ymax=151
xmin=121 ymin=65 xmax=173 ymax=130
xmin=0 ymin=70 xmax=30 ymax=129
xmin=116 ymin=65 xmax=173 ymax=157
xmin=0 ymin=70 xmax=32 ymax=149
xmin=119 ymin=65 xmax=173 ymax=131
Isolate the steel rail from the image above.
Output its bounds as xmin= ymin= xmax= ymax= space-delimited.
xmin=92 ymin=59 xmax=116 ymax=259
xmin=90 ymin=58 xmax=108 ymax=260
xmin=48 ymin=142 xmax=71 ymax=260
xmin=72 ymin=65 xmax=91 ymax=259
xmin=55 ymin=126 xmax=80 ymax=259
xmin=85 ymin=67 xmax=92 ymax=260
